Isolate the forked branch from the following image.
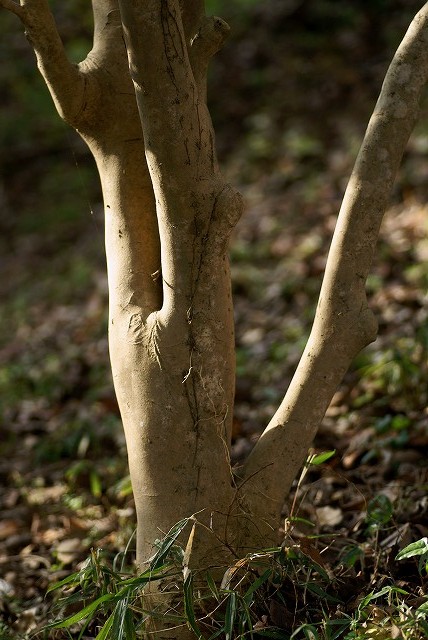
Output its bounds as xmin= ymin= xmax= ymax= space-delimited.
xmin=118 ymin=0 xmax=241 ymax=312
xmin=118 ymin=0 xmax=218 ymax=183
xmin=238 ymin=2 xmax=428 ymax=540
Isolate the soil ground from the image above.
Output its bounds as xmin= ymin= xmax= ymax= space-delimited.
xmin=0 ymin=2 xmax=427 ymax=637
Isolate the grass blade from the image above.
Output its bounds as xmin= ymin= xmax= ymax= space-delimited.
xmin=310 ymin=450 xmax=336 ymax=466
xmin=224 ymin=591 xmax=237 ymax=640
xmin=243 ymin=568 xmax=272 ymax=605
xmin=183 ymin=573 xmax=203 ymax=639
xmin=46 ymin=572 xmax=80 ymax=593
xmin=396 ymin=537 xmax=428 ymax=560
xmin=95 ymin=612 xmax=114 ymax=640
xmin=124 ymin=608 xmax=137 ymax=640
xmin=206 ymin=571 xmax=220 ymax=601
xmin=46 ymin=592 xmax=116 ymax=629
xmin=112 ymin=596 xmax=129 ymax=640
xmin=149 ymin=518 xmax=190 ymax=570
xmin=256 ymin=630 xmax=290 ymax=639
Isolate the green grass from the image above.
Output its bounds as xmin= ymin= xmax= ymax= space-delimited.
xmin=30 ymin=455 xmax=428 ymax=640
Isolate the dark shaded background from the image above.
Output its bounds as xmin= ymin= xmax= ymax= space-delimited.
xmin=0 ymin=1 xmax=427 ymax=636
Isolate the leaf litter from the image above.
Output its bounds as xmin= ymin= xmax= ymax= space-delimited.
xmin=0 ymin=0 xmax=427 ymax=636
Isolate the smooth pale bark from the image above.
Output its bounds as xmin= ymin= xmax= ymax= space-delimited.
xmin=2 ymin=0 xmax=161 ymax=532
xmin=2 ymin=0 xmax=428 ymax=636
xmin=2 ymin=0 xmax=242 ymax=569
xmin=237 ymin=2 xmax=428 ymax=544
xmin=116 ymin=0 xmax=243 ymax=577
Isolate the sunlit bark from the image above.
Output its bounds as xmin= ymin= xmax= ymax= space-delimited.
xmin=114 ymin=1 xmax=241 ymax=582
xmin=2 ymin=0 xmax=428 ymax=636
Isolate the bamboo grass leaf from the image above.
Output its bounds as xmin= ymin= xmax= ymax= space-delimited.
xmin=224 ymin=591 xmax=237 ymax=640
xmin=396 ymin=537 xmax=428 ymax=560
xmin=46 ymin=592 xmax=116 ymax=629
xmin=243 ymin=568 xmax=272 ymax=605
xmin=112 ymin=595 xmax=129 ymax=640
xmin=46 ymin=572 xmax=80 ymax=593
xmin=149 ymin=517 xmax=190 ymax=570
xmin=183 ymin=573 xmax=203 ymax=639
xmin=310 ymin=450 xmax=336 ymax=466
xmin=95 ymin=612 xmax=114 ymax=640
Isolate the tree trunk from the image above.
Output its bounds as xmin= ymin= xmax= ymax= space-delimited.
xmin=116 ymin=0 xmax=245 ymax=570
xmin=2 ymin=0 xmax=428 ymax=636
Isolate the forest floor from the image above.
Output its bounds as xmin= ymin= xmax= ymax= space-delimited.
xmin=0 ymin=1 xmax=427 ymax=638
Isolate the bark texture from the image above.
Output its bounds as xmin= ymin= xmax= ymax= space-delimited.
xmin=116 ymin=0 xmax=243 ymax=576
xmin=3 ymin=0 xmax=428 ymax=636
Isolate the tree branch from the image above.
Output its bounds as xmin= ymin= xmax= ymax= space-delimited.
xmin=119 ymin=0 xmax=214 ymax=181
xmin=6 ymin=0 xmax=161 ymax=315
xmin=180 ymin=0 xmax=204 ymax=41
xmin=189 ymin=15 xmax=230 ymax=99
xmin=2 ymin=0 xmax=85 ymax=125
xmin=82 ymin=0 xmax=162 ymax=317
xmin=238 ymin=2 xmax=428 ymax=540
xmin=118 ymin=0 xmax=241 ymax=316
xmin=0 ymin=0 xmax=25 ymax=19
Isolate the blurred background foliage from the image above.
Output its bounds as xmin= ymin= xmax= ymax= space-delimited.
xmin=0 ymin=0 xmax=427 ymax=613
